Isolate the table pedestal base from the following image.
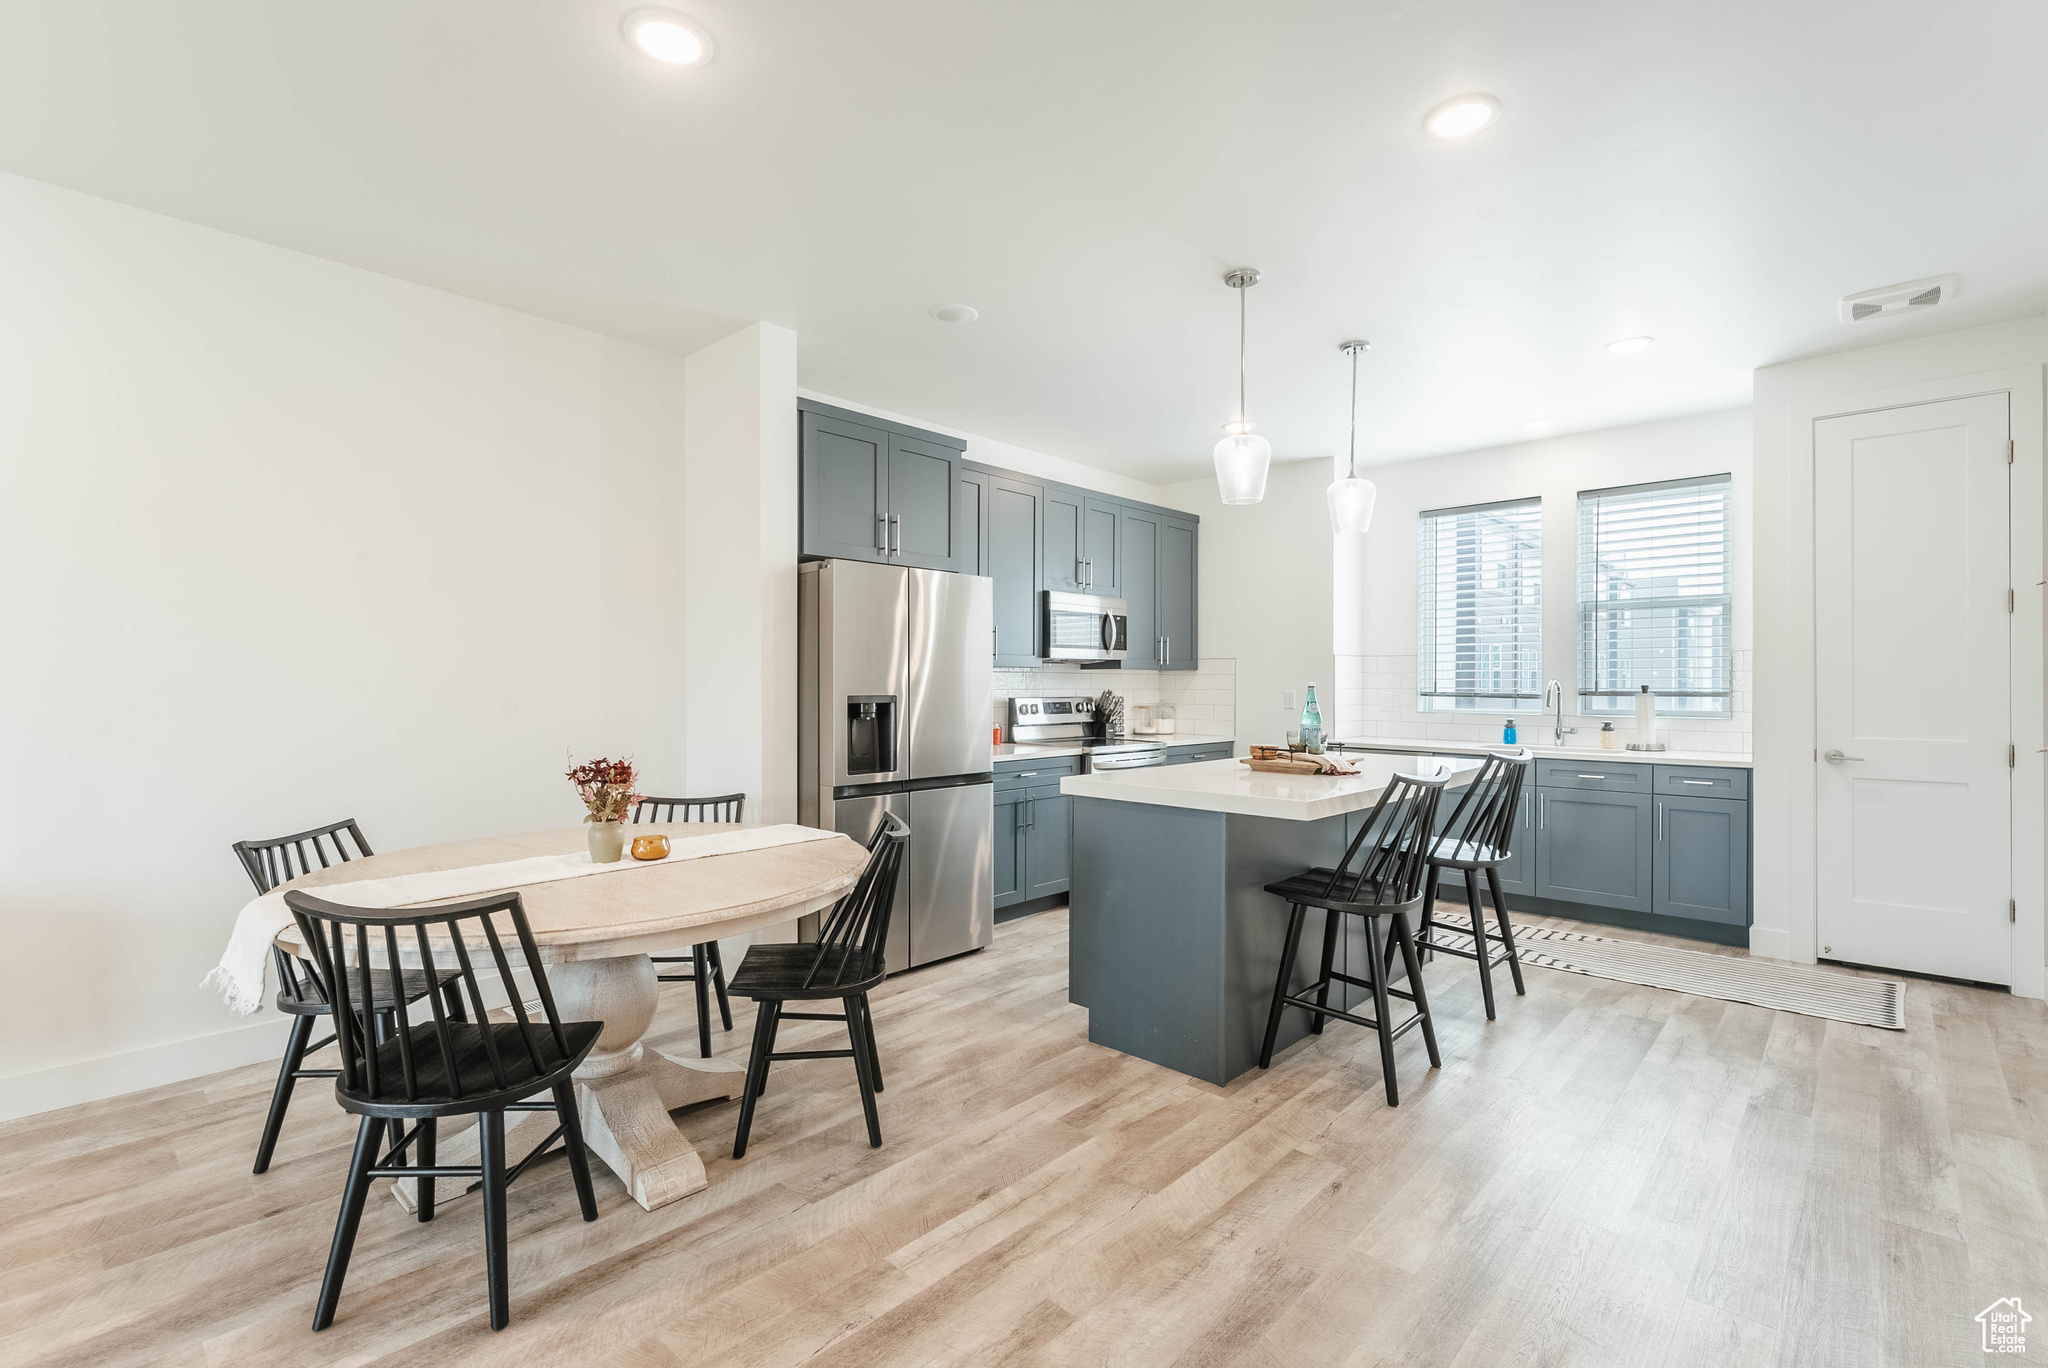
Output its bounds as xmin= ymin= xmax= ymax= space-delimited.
xmin=390 ymin=952 xmax=741 ymax=1213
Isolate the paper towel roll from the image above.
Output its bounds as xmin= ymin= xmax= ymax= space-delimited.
xmin=1634 ymin=685 xmax=1654 ymax=746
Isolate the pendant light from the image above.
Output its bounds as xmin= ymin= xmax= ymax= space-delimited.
xmin=1213 ymin=268 xmax=1271 ymax=505
xmin=1326 ymin=340 xmax=1377 ymax=533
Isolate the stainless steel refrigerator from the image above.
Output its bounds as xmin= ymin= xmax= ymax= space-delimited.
xmin=798 ymin=559 xmax=994 ymax=970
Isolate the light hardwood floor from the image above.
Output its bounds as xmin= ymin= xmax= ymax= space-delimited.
xmin=3 ymin=907 xmax=2045 ymax=1367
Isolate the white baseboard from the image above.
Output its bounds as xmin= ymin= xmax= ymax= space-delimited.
xmin=0 ymin=1015 xmax=294 ymax=1123
xmin=1747 ymin=926 xmax=1802 ymax=963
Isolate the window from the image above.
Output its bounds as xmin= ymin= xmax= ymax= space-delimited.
xmin=1576 ymin=474 xmax=1732 ymax=717
xmin=1418 ymin=498 xmax=1542 ymax=712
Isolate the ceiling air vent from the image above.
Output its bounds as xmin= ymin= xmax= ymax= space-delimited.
xmin=1839 ymin=274 xmax=1959 ymax=324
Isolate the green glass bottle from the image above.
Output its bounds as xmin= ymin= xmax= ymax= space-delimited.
xmin=1299 ymin=684 xmax=1323 ymax=754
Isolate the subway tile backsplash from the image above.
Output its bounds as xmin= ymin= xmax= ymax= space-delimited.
xmin=993 ymin=658 xmax=1236 ymax=739
xmin=1333 ymin=651 xmax=1753 ymax=756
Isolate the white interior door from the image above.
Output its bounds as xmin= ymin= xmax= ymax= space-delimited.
xmin=1814 ymin=393 xmax=2011 ymax=983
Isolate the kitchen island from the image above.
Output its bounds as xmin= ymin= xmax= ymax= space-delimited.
xmin=1061 ymin=754 xmax=1478 ymax=1086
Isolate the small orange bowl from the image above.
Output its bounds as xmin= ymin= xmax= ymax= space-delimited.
xmin=630 ymin=834 xmax=671 ymax=861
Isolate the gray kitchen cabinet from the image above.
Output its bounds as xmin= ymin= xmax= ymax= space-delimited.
xmin=957 ymin=469 xmax=988 ymax=578
xmin=1043 ymin=487 xmax=1085 ymax=592
xmin=1119 ymin=506 xmax=1160 ymax=667
xmin=1021 ymin=782 xmax=1073 ymax=900
xmin=1491 ymin=788 xmax=1538 ymax=898
xmin=993 ymin=787 xmax=1026 ymax=908
xmin=798 ymin=400 xmax=964 ymax=569
xmin=1166 ymin=742 xmax=1233 ymax=765
xmin=1157 ymin=516 xmax=1199 ymax=671
xmin=1653 ymin=793 xmax=1750 ymax=925
xmin=799 ymin=409 xmax=890 ymax=562
xmin=1083 ymin=497 xmax=1122 ymax=597
xmin=1533 ymin=787 xmax=1654 ymax=914
xmin=988 ymin=476 xmax=1044 ymax=667
xmin=888 ymin=431 xmax=961 ymax=571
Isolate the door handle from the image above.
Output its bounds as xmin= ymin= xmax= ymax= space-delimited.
xmin=1575 ymin=773 xmax=1607 ymax=780
xmin=1163 ymin=635 xmax=1171 ymax=666
xmin=1657 ymin=800 xmax=1664 ymax=842
xmin=876 ymin=514 xmax=887 ymax=551
xmin=1539 ymin=793 xmax=1546 ymax=829
xmin=1678 ymin=779 xmax=1716 ymax=786
xmin=1823 ymin=749 xmax=1865 ymax=764
xmin=1025 ymin=799 xmax=1035 ymax=828
xmin=890 ymin=514 xmax=902 ymax=556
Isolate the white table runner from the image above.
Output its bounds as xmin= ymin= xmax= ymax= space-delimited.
xmin=206 ymin=824 xmax=841 ymax=1014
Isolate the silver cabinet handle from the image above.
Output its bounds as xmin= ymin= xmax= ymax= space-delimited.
xmin=1163 ymin=635 xmax=1171 ymax=667
xmin=1575 ymin=773 xmax=1607 ymax=780
xmin=889 ymin=514 xmax=902 ymax=555
xmin=876 ymin=514 xmax=887 ymax=551
xmin=1026 ymin=798 xmax=1035 ymax=828
xmin=1823 ymin=749 xmax=1865 ymax=764
xmin=1539 ymin=793 xmax=1546 ymax=829
xmin=1679 ymin=778 xmax=1716 ymax=786
xmin=1657 ymin=800 xmax=1664 ymax=841
xmin=1016 ymin=772 xmax=1038 ymax=778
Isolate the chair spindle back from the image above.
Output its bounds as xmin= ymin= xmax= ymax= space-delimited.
xmin=803 ymin=813 xmax=910 ymax=990
xmin=634 ymin=793 xmax=745 ymax=824
xmin=233 ymin=819 xmax=374 ymax=1006
xmin=1320 ymin=769 xmax=1449 ymax=907
xmin=1435 ymin=750 xmax=1532 ymax=860
xmin=282 ymin=889 xmax=572 ymax=1104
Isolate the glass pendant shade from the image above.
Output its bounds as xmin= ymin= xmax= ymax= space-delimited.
xmin=1213 ymin=430 xmax=1272 ymax=505
xmin=1327 ymin=474 xmax=1377 ymax=533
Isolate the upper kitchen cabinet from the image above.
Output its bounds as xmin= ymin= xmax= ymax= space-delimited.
xmin=1156 ymin=515 xmax=1198 ymax=671
xmin=957 ymin=469 xmax=989 ymax=577
xmin=1118 ymin=507 xmax=1159 ymax=668
xmin=798 ymin=400 xmax=965 ymax=571
xmin=1083 ymin=498 xmax=1122 ymax=597
xmin=1042 ymin=488 xmax=1084 ymax=592
xmin=986 ymin=475 xmax=1044 ymax=667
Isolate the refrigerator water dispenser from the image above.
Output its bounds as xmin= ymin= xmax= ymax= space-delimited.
xmin=846 ymin=695 xmax=898 ymax=775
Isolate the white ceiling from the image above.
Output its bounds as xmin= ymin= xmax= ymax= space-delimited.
xmin=2 ymin=1 xmax=2044 ymax=484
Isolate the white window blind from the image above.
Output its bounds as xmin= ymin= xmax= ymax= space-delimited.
xmin=1576 ymin=474 xmax=1732 ymax=717
xmin=1417 ymin=498 xmax=1542 ymax=712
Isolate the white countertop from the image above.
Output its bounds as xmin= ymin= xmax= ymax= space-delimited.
xmin=995 ymin=737 xmax=1237 ymax=762
xmin=1332 ymin=737 xmax=1751 ymax=769
xmin=1061 ymin=754 xmax=1480 ymax=822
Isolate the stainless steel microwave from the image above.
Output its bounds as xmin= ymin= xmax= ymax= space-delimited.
xmin=1042 ymin=591 xmax=1128 ymax=663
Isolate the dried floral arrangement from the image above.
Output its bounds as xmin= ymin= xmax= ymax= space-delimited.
xmin=566 ymin=755 xmax=640 ymax=824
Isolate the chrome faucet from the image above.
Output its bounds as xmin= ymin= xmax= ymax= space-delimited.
xmin=1542 ymin=680 xmax=1577 ymax=746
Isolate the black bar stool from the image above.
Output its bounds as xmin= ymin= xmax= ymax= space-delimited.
xmin=635 ymin=792 xmax=745 ymax=1056
xmin=283 ymin=886 xmax=602 ymax=1332
xmin=729 ymin=813 xmax=908 ymax=1159
xmin=1257 ymin=768 xmax=1448 ymax=1106
xmin=232 ymin=820 xmax=467 ymax=1175
xmin=1397 ymin=749 xmax=1532 ymax=1020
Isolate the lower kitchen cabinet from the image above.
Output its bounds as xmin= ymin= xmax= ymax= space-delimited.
xmin=1532 ymin=787 xmax=1655 ymax=914
xmin=993 ymin=788 xmax=1025 ymax=906
xmin=1653 ymin=793 xmax=1749 ymax=925
xmin=1021 ymin=783 xmax=1073 ymax=900
xmin=1490 ymin=788 xmax=1537 ymax=898
xmin=1164 ymin=741 xmax=1232 ymax=765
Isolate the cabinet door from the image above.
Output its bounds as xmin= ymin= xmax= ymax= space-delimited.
xmin=1654 ymin=795 xmax=1750 ymax=925
xmin=1534 ymin=788 xmax=1653 ymax=913
xmin=800 ymin=411 xmax=888 ymax=562
xmin=958 ymin=471 xmax=989 ymax=578
xmin=1042 ymin=488 xmax=1085 ymax=592
xmin=1491 ymin=789 xmax=1537 ymax=898
xmin=1119 ymin=506 xmax=1159 ymax=668
xmin=1022 ymin=783 xmax=1072 ymax=899
xmin=992 ymin=790 xmax=1025 ymax=908
xmin=1082 ymin=498 xmax=1122 ymax=596
xmin=886 ymin=433 xmax=958 ymax=571
xmin=988 ymin=477 xmax=1043 ymax=667
xmin=1157 ymin=516 xmax=1198 ymax=671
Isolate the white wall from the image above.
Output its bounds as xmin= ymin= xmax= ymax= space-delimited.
xmin=1165 ymin=461 xmax=1335 ymax=751
xmin=0 ymin=170 xmax=705 ymax=1118
xmin=1752 ymin=315 xmax=2046 ymax=992
xmin=1328 ymin=409 xmax=1754 ymax=753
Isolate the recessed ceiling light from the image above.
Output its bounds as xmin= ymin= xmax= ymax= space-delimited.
xmin=1524 ymin=416 xmax=1555 ymax=434
xmin=1423 ymin=94 xmax=1501 ymax=138
xmin=929 ymin=304 xmax=979 ymax=324
xmin=622 ymin=9 xmax=712 ymax=66
xmin=1605 ymin=335 xmax=1655 ymax=357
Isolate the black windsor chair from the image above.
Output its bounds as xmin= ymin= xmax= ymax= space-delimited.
xmin=728 ymin=813 xmax=908 ymax=1159
xmin=283 ymin=887 xmax=602 ymax=1332
xmin=633 ymin=792 xmax=746 ymax=1056
xmin=1257 ymin=767 xmax=1448 ymax=1105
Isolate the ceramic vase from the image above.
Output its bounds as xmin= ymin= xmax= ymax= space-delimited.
xmin=587 ymin=819 xmax=625 ymax=863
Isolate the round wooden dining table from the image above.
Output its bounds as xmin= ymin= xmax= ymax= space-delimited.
xmin=272 ymin=822 xmax=870 ymax=1211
